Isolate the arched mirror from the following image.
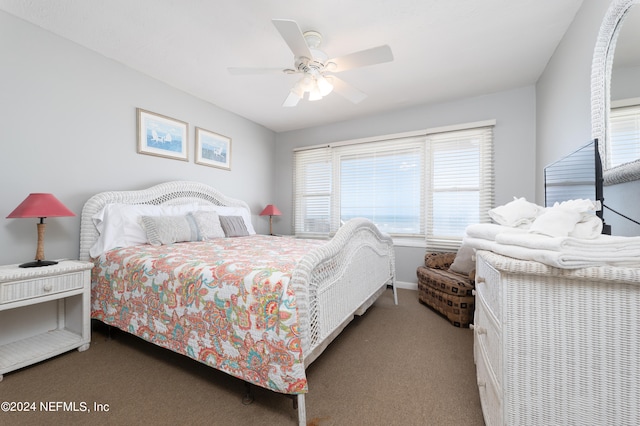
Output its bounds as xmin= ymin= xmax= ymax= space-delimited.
xmin=591 ymin=0 xmax=640 ymax=185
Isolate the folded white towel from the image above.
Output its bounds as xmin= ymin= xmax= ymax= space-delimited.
xmin=488 ymin=197 xmax=544 ymax=227
xmin=529 ymin=208 xmax=582 ymax=237
xmin=464 ymin=236 xmax=640 ymax=269
xmin=554 ymin=198 xmax=597 ymax=212
xmin=569 ymin=214 xmax=603 ymax=239
xmin=465 ymin=223 xmax=527 ymax=241
xmin=463 ymin=236 xmax=574 ymax=268
xmin=528 ymin=199 xmax=601 ymax=238
xmin=465 ymin=198 xmax=636 ymax=268
xmin=495 ymin=232 xmax=640 ymax=254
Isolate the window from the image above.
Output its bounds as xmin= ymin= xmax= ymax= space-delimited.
xmin=609 ymin=104 xmax=640 ymax=169
xmin=293 ymin=147 xmax=332 ymax=234
xmin=337 ymin=139 xmax=424 ymax=236
xmin=426 ymin=128 xmax=494 ymax=250
xmin=293 ymin=123 xmax=494 ymax=250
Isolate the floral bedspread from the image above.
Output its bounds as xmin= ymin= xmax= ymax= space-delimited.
xmin=91 ymin=235 xmax=326 ymax=394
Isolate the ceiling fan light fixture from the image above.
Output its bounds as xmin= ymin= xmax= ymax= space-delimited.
xmin=291 ymin=79 xmax=305 ymax=98
xmin=233 ymin=19 xmax=394 ymax=108
xmin=304 ymin=77 xmax=319 ymax=101
xmin=317 ymin=75 xmax=333 ymax=96
xmin=308 ymin=86 xmax=323 ymax=101
xmin=300 ymin=74 xmax=314 ymax=92
xmin=291 ymin=73 xmax=332 ymax=102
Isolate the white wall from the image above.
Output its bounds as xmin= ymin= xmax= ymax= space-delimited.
xmin=0 ymin=11 xmax=276 ymax=265
xmin=274 ymin=86 xmax=537 ymax=284
xmin=537 ymin=0 xmax=640 ymax=237
xmin=536 ymin=0 xmax=609 ymax=197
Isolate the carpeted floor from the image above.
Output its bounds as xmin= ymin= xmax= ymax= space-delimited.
xmin=0 ymin=289 xmax=484 ymax=425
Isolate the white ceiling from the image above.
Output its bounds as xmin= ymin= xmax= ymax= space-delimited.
xmin=1 ymin=0 xmax=586 ymax=133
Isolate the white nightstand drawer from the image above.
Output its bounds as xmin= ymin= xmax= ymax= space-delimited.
xmin=0 ymin=271 xmax=84 ymax=304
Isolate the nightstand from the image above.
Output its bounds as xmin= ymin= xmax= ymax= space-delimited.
xmin=0 ymin=260 xmax=93 ymax=381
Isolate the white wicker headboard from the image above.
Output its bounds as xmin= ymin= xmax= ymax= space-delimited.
xmin=79 ymin=181 xmax=250 ymax=261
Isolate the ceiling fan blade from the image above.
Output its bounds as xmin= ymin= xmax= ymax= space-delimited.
xmin=330 ymin=76 xmax=367 ymax=104
xmin=283 ymin=91 xmax=301 ymax=107
xmin=228 ymin=67 xmax=286 ymax=75
xmin=328 ymin=45 xmax=393 ymax=73
xmin=272 ymin=19 xmax=313 ymax=60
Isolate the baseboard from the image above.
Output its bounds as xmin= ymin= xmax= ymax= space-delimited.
xmin=395 ymin=280 xmax=417 ymax=291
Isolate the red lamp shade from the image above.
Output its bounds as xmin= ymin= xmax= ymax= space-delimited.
xmin=7 ymin=193 xmax=76 ymax=219
xmin=6 ymin=193 xmax=75 ymax=268
xmin=259 ymin=204 xmax=282 ymax=216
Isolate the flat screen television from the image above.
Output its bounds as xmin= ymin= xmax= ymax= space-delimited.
xmin=544 ymin=139 xmax=610 ymax=234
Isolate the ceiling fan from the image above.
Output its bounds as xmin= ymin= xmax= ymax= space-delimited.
xmin=228 ymin=19 xmax=394 ymax=107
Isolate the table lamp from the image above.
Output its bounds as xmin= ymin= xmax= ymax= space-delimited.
xmin=6 ymin=193 xmax=76 ymax=268
xmin=259 ymin=204 xmax=282 ymax=236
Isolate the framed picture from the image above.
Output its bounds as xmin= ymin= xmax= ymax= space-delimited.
xmin=195 ymin=127 xmax=232 ymax=170
xmin=137 ymin=108 xmax=188 ymax=161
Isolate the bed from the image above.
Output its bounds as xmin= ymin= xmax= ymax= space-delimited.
xmin=79 ymin=181 xmax=396 ymax=425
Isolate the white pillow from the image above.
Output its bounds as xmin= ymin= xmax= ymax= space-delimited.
xmin=201 ymin=205 xmax=256 ymax=235
xmin=89 ymin=203 xmax=200 ymax=257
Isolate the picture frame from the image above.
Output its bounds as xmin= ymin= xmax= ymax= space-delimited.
xmin=137 ymin=108 xmax=188 ymax=161
xmin=195 ymin=127 xmax=232 ymax=170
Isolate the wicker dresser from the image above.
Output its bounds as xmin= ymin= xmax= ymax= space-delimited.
xmin=473 ymin=250 xmax=640 ymax=426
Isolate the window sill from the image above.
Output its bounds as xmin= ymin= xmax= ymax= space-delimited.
xmin=295 ymin=234 xmax=457 ymax=250
xmin=390 ymin=237 xmax=426 ymax=248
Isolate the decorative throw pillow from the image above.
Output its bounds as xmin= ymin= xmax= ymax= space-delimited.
xmin=189 ymin=211 xmax=225 ymax=239
xmin=424 ymin=252 xmax=456 ymax=269
xmin=449 ymin=243 xmax=476 ymax=275
xmin=219 ymin=215 xmax=249 ymax=237
xmin=200 ymin=205 xmax=256 ymax=235
xmin=141 ymin=215 xmax=200 ymax=246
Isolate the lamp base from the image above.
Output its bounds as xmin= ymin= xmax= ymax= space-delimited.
xmin=19 ymin=260 xmax=59 ymax=268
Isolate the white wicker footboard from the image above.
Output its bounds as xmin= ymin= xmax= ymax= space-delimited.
xmin=291 ymin=218 xmax=397 ymax=367
xmin=290 ymin=217 xmax=396 ymax=426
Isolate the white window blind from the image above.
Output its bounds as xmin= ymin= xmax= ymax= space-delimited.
xmin=293 ymin=124 xmax=494 ymax=250
xmin=609 ymin=104 xmax=640 ymax=169
xmin=425 ymin=127 xmax=494 ymax=250
xmin=335 ymin=138 xmax=425 ymax=236
xmin=293 ymin=147 xmax=332 ymax=236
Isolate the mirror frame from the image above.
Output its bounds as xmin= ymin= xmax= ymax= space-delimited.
xmin=591 ymin=0 xmax=640 ymax=185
